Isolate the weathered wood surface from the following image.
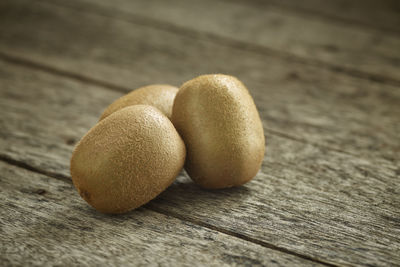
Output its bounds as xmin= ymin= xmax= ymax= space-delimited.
xmin=240 ymin=0 xmax=400 ymax=33
xmin=1 ymin=58 xmax=399 ymax=266
xmin=1 ymin=0 xmax=400 ymax=266
xmin=1 ymin=0 xmax=399 ymax=163
xmin=47 ymin=0 xmax=400 ymax=82
xmin=0 ymin=162 xmax=318 ymax=266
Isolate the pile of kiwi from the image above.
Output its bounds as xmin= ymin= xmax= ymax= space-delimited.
xmin=70 ymin=74 xmax=265 ymax=214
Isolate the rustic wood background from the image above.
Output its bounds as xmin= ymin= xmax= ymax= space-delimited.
xmin=1 ymin=0 xmax=399 ymax=266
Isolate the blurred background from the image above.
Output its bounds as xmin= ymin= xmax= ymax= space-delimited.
xmin=1 ymin=0 xmax=400 ymax=266
xmin=1 ymin=0 xmax=399 ymax=162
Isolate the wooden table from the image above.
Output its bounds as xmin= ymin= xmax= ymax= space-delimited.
xmin=1 ymin=0 xmax=399 ymax=266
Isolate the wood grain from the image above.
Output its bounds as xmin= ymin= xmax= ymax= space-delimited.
xmin=0 ymin=56 xmax=399 ymax=266
xmin=239 ymin=0 xmax=400 ymax=34
xmin=0 ymin=0 xmax=399 ymax=162
xmin=0 ymin=161 xmax=319 ymax=266
xmin=47 ymin=0 xmax=400 ymax=82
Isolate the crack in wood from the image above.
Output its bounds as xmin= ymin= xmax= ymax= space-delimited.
xmin=0 ymin=154 xmax=70 ymax=182
xmin=0 ymin=156 xmax=339 ymax=266
xmin=0 ymin=52 xmax=389 ymax=161
xmin=224 ymin=0 xmax=400 ymax=36
xmin=148 ymin=205 xmax=339 ymax=267
xmin=40 ymin=0 xmax=400 ymax=87
xmin=0 ymin=52 xmax=128 ymax=94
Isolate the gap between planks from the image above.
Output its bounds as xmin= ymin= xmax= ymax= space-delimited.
xmin=1 ymin=47 xmax=397 ymax=264
xmin=2 ymin=0 xmax=399 ymax=163
xmin=0 ymin=52 xmax=359 ymax=159
xmin=0 ymin=156 xmax=338 ymax=267
xmin=39 ymin=0 xmax=400 ymax=87
xmin=225 ymin=0 xmax=400 ymax=36
xmin=0 ymin=3 xmax=396 ymax=266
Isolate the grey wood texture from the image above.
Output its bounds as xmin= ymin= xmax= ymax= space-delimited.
xmin=0 ymin=161 xmax=318 ymax=267
xmin=46 ymin=0 xmax=400 ymax=83
xmin=0 ymin=58 xmax=399 ymax=266
xmin=0 ymin=0 xmax=399 ymax=266
xmin=1 ymin=0 xmax=399 ymax=163
xmin=240 ymin=0 xmax=400 ymax=33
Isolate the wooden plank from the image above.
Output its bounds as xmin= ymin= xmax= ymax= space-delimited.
xmin=239 ymin=0 xmax=400 ymax=34
xmin=0 ymin=0 xmax=399 ymax=163
xmin=0 ymin=55 xmax=399 ymax=266
xmin=0 ymin=162 xmax=318 ymax=266
xmin=46 ymin=0 xmax=400 ymax=82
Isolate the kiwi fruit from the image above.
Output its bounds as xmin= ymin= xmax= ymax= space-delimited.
xmin=172 ymin=74 xmax=265 ymax=189
xmin=70 ymin=105 xmax=186 ymax=214
xmin=99 ymin=84 xmax=178 ymax=120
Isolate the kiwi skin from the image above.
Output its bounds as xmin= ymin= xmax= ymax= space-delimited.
xmin=99 ymin=84 xmax=178 ymax=121
xmin=172 ymin=74 xmax=265 ymax=189
xmin=70 ymin=105 xmax=186 ymax=214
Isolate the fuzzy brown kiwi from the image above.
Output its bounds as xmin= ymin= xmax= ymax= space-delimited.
xmin=99 ymin=84 xmax=178 ymax=121
xmin=70 ymin=105 xmax=186 ymax=214
xmin=171 ymin=74 xmax=265 ymax=189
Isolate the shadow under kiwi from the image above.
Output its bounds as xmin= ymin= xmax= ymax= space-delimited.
xmin=144 ymin=170 xmax=253 ymax=217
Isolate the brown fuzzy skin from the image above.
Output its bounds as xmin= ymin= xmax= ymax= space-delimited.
xmin=172 ymin=74 xmax=265 ymax=189
xmin=70 ymin=105 xmax=186 ymax=214
xmin=99 ymin=84 xmax=178 ymax=121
